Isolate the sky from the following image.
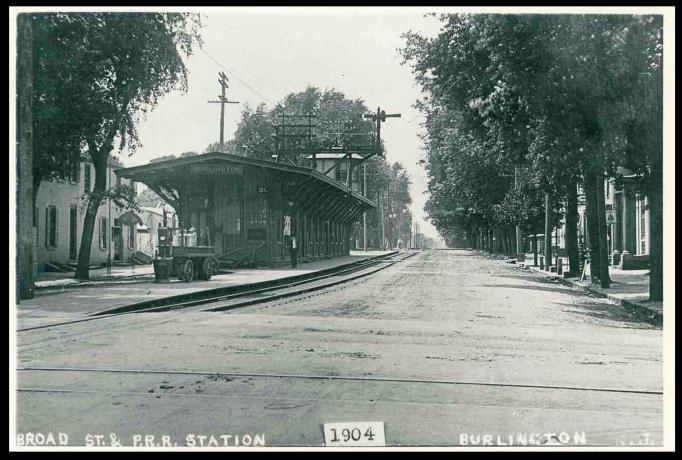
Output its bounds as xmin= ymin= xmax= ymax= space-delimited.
xmin=121 ymin=8 xmax=444 ymax=239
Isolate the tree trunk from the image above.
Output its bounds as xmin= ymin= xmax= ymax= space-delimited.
xmin=75 ymin=153 xmax=108 ymax=280
xmin=649 ymin=151 xmax=663 ymax=301
xmin=544 ymin=192 xmax=552 ymax=270
xmin=17 ymin=14 xmax=35 ymax=300
xmin=595 ymin=171 xmax=611 ymax=287
xmin=565 ymin=181 xmax=580 ymax=277
xmin=583 ymin=170 xmax=601 ymax=283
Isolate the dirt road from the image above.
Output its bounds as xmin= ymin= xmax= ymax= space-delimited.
xmin=15 ymin=249 xmax=662 ymax=447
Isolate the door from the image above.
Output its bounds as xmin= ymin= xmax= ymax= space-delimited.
xmin=112 ymin=225 xmax=123 ymax=261
xmin=69 ymin=206 xmax=78 ymax=260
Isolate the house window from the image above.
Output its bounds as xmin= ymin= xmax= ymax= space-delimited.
xmin=99 ymin=217 xmax=108 ymax=249
xmin=336 ymin=162 xmax=349 ymax=183
xmin=70 ymin=155 xmax=80 ymax=183
xmin=45 ymin=206 xmax=57 ymax=248
xmin=84 ymin=164 xmax=92 ymax=193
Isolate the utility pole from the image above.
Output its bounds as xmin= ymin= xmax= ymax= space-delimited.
xmin=107 ymin=166 xmax=112 ymax=275
xmin=515 ymin=166 xmax=524 ymax=261
xmin=379 ymin=191 xmax=385 ymax=250
xmin=207 ymin=72 xmax=239 ymax=151
xmin=17 ymin=14 xmax=35 ymax=300
xmin=387 ymin=182 xmax=392 ymax=250
xmin=272 ymin=113 xmax=317 ymax=165
xmin=363 ymin=107 xmax=400 ymax=253
xmin=415 ymin=222 xmax=419 ymax=249
xmin=363 ymin=107 xmax=401 ymax=158
xmin=363 ymin=162 xmax=367 ymax=252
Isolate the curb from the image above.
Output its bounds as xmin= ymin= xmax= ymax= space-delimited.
xmin=517 ymin=262 xmax=662 ymax=327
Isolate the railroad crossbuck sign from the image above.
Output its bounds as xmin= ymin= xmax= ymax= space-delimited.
xmin=323 ymin=422 xmax=386 ymax=447
xmin=283 ymin=215 xmax=291 ymax=236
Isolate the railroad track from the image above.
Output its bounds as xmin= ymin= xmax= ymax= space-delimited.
xmin=15 ymin=366 xmax=663 ymax=396
xmin=17 ymin=251 xmax=417 ymax=334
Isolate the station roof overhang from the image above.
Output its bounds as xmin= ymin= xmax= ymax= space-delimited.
xmin=116 ymin=152 xmax=376 ymax=222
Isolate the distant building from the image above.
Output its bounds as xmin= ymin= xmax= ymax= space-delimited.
xmin=541 ymin=169 xmax=650 ymax=270
xmin=306 ymin=151 xmax=364 ymax=194
xmin=34 ymin=156 xmax=139 ymax=272
xmin=604 ymin=168 xmax=650 ymax=269
xmin=136 ymin=203 xmax=177 ymax=258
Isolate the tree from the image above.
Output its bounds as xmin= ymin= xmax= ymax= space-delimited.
xmin=222 ymin=86 xmax=408 ymax=249
xmin=136 ymin=187 xmax=165 ymax=207
xmin=402 ymin=14 xmax=663 ymax=293
xmin=217 ymin=103 xmax=276 ymax=159
xmin=28 ymin=13 xmax=202 ymax=280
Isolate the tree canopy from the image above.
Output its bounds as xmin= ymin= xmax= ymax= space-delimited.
xmin=401 ymin=13 xmax=662 ymax=232
xmin=401 ymin=13 xmax=663 ymax=295
xmin=27 ymin=12 xmax=203 ymax=279
xmin=209 ymin=86 xmax=414 ymax=248
xmin=31 ymin=12 xmax=202 ymax=191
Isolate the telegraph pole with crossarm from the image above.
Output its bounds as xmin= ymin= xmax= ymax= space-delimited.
xmin=362 ymin=107 xmax=401 ymax=251
xmin=207 ymin=72 xmax=239 ymax=151
xmin=363 ymin=107 xmax=401 ymax=158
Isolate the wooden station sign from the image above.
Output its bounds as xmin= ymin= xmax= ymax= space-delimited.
xmin=190 ymin=164 xmax=244 ymax=175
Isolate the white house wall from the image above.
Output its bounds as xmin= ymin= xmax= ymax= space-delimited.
xmin=34 ymin=161 xmax=136 ymax=271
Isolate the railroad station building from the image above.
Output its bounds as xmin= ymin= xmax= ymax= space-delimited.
xmin=115 ymin=152 xmax=375 ymax=266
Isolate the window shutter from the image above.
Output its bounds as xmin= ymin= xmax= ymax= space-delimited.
xmin=45 ymin=209 xmax=49 ymax=248
xmin=56 ymin=208 xmax=59 ymax=247
xmin=99 ymin=218 xmax=104 ymax=249
xmin=84 ymin=164 xmax=91 ymax=193
xmin=52 ymin=207 xmax=58 ymax=247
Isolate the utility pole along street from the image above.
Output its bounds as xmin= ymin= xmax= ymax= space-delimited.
xmin=16 ymin=250 xmax=662 ymax=447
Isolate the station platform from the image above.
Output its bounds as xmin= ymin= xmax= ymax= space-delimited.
xmin=16 ymin=250 xmax=393 ymax=331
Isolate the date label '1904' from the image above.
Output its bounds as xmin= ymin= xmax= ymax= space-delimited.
xmin=323 ymin=422 xmax=385 ymax=447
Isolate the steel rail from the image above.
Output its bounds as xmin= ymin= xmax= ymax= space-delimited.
xmin=16 ymin=252 xmax=415 ymax=333
xmin=16 ymin=366 xmax=663 ymax=396
xmin=198 ymin=255 xmax=414 ymax=312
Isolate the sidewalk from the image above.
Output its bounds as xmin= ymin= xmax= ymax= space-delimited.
xmin=17 ymin=250 xmax=394 ymax=330
xmin=513 ymin=252 xmax=663 ymax=326
xmin=34 ymin=250 xmax=389 ymax=291
xmin=36 ymin=264 xmax=156 ymax=290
